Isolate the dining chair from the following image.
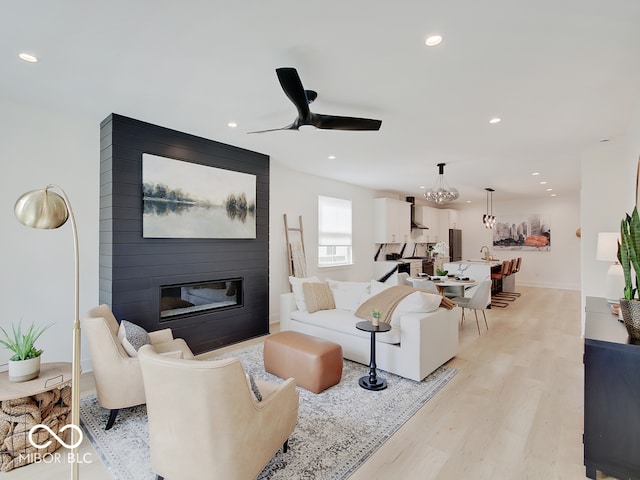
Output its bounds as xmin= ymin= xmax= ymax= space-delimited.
xmin=410 ymin=278 xmax=440 ymax=294
xmin=451 ymin=280 xmax=492 ymax=335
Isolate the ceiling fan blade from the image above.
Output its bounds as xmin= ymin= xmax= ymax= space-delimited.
xmin=311 ymin=113 xmax=382 ymax=131
xmin=246 ymin=122 xmax=297 ymax=134
xmin=276 ymin=67 xmax=311 ymax=119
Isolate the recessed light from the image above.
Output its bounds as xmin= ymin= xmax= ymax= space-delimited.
xmin=328 ymin=155 xmax=336 ymax=160
xmin=425 ymin=35 xmax=443 ymax=47
xmin=540 ymin=181 xmax=547 ymax=185
xmin=489 ymin=117 xmax=502 ymax=124
xmin=19 ymin=53 xmax=38 ymax=63
xmin=466 ymin=200 xmax=472 ymax=203
xmin=546 ymin=188 xmax=553 ymax=191
xmin=550 ymin=193 xmax=557 ymax=197
xmin=227 ymin=121 xmax=238 ymax=128
xmin=531 ymin=172 xmax=540 ymax=176
xmin=419 ymin=186 xmax=425 ymax=189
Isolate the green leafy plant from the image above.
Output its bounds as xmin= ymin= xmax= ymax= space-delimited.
xmin=0 ymin=320 xmax=52 ymax=361
xmin=435 ymin=269 xmax=448 ymax=276
xmin=618 ymin=206 xmax=640 ymax=300
xmin=371 ymin=308 xmax=382 ymax=318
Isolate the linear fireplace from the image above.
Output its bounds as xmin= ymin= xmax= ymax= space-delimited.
xmin=160 ymin=278 xmax=243 ymax=321
xmin=100 ymin=114 xmax=269 ymax=354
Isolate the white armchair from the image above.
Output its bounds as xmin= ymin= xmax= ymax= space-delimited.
xmin=138 ymin=345 xmax=299 ymax=480
xmin=82 ymin=304 xmax=194 ymax=429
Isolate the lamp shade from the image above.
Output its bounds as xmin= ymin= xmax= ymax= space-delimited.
xmin=15 ymin=187 xmax=69 ymax=229
xmin=596 ymin=232 xmax=620 ymax=262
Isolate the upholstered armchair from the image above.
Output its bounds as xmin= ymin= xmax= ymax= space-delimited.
xmin=138 ymin=345 xmax=299 ymax=480
xmin=82 ymin=304 xmax=194 ymax=429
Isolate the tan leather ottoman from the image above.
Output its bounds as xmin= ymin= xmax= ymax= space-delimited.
xmin=264 ymin=331 xmax=343 ymax=394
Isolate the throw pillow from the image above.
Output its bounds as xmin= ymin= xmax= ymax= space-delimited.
xmin=370 ymin=279 xmax=392 ymax=295
xmin=388 ymin=291 xmax=443 ymax=327
xmin=248 ymin=374 xmax=262 ymax=401
xmin=326 ymin=279 xmax=371 ymax=312
xmin=396 ymin=291 xmax=442 ymax=313
xmin=117 ymin=320 xmax=152 ymax=357
xmin=302 ymin=282 xmax=335 ymax=313
xmin=289 ymin=275 xmax=321 ymax=312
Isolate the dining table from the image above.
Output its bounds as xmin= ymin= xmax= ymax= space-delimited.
xmin=409 ymin=277 xmax=476 ymax=297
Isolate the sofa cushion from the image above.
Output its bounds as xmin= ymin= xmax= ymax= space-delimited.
xmin=291 ymin=308 xmax=401 ymax=344
xmin=289 ymin=275 xmax=321 ymax=312
xmin=303 ymin=282 xmax=335 ymax=313
xmin=118 ymin=320 xmax=151 ymax=357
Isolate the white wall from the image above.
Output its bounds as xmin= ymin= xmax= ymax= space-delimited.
xmin=0 ymin=99 xmax=100 ymax=371
xmin=454 ymin=195 xmax=581 ymax=290
xmin=580 ymin=97 xmax=640 ymax=314
xmin=269 ymin=162 xmax=378 ymax=322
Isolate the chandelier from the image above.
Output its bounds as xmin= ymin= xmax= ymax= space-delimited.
xmin=483 ymin=188 xmax=496 ymax=229
xmin=423 ymin=163 xmax=459 ymax=204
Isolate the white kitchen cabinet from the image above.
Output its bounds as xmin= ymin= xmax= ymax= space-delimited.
xmin=374 ymin=198 xmax=411 ymax=243
xmin=426 ymin=207 xmax=441 ymax=242
xmin=440 ymin=209 xmax=459 ymax=229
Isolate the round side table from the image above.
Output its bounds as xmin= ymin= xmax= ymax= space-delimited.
xmin=0 ymin=362 xmax=72 ymax=472
xmin=355 ymin=321 xmax=391 ymax=391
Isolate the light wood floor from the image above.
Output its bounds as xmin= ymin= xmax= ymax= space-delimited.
xmin=9 ymin=286 xmax=616 ymax=479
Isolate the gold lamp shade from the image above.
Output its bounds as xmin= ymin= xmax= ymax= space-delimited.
xmin=15 ymin=186 xmax=69 ymax=229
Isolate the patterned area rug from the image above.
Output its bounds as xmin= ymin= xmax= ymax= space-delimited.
xmin=80 ymin=343 xmax=456 ymax=479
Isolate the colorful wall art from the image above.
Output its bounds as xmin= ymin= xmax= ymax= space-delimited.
xmin=493 ymin=213 xmax=550 ymax=251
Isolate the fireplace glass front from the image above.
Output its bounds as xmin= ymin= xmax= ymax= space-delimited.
xmin=160 ymin=278 xmax=242 ymax=320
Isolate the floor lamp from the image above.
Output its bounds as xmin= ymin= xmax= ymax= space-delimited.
xmin=14 ymin=185 xmax=80 ymax=480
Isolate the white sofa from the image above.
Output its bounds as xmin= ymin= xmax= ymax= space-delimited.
xmin=279 ymin=279 xmax=458 ymax=382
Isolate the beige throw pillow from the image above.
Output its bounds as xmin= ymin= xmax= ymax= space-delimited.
xmin=303 ymin=282 xmax=336 ymax=314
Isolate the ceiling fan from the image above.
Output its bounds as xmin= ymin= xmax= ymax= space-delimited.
xmin=248 ymin=67 xmax=382 ymax=133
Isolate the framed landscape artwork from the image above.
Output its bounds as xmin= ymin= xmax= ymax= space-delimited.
xmin=142 ymin=153 xmax=256 ymax=239
xmin=492 ymin=213 xmax=550 ymax=251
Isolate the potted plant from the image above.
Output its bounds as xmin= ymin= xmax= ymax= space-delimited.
xmin=0 ymin=320 xmax=52 ymax=382
xmin=618 ymin=206 xmax=640 ymax=342
xmin=371 ymin=308 xmax=382 ymax=327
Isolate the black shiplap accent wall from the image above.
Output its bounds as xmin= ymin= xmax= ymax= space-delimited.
xmin=99 ymin=114 xmax=269 ymax=354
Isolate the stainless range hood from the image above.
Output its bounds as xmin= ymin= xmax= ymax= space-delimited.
xmin=406 ymin=196 xmax=429 ymax=230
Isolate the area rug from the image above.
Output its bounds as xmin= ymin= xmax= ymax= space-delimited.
xmin=80 ymin=343 xmax=456 ymax=480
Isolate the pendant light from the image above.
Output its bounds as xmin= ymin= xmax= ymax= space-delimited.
xmin=423 ymin=163 xmax=459 ymax=204
xmin=483 ymin=188 xmax=496 ymax=229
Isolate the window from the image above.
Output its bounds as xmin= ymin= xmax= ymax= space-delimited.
xmin=318 ymin=195 xmax=352 ymax=267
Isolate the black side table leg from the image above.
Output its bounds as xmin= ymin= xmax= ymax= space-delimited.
xmin=358 ymin=330 xmax=387 ymax=391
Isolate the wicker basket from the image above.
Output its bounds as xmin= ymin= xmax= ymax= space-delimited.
xmin=619 ymin=299 xmax=640 ymax=342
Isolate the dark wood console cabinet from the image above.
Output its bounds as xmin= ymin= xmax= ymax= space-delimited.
xmin=584 ymin=296 xmax=640 ymax=480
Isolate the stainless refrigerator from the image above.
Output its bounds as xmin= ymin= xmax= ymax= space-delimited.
xmin=449 ymin=229 xmax=462 ymax=262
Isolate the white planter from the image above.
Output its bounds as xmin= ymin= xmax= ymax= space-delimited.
xmin=8 ymin=355 xmax=41 ymax=382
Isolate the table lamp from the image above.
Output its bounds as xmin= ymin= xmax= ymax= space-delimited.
xmin=596 ymin=232 xmax=624 ymax=304
xmin=14 ymin=185 xmax=80 ymax=480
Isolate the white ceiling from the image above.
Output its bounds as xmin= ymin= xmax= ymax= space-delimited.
xmin=3 ymin=0 xmax=640 ymax=204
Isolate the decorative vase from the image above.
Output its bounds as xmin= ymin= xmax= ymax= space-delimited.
xmin=619 ymin=299 xmax=640 ymax=343
xmin=433 ymin=255 xmax=444 ymax=273
xmin=372 ymin=315 xmax=380 ymax=327
xmin=8 ymin=355 xmax=41 ymax=382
